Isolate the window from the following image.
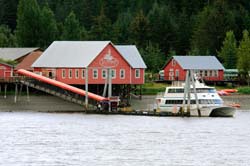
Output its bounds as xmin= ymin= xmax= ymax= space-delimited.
xmin=102 ymin=69 xmax=107 ymax=79
xmin=204 ymin=70 xmax=208 ymax=77
xmin=75 ymin=69 xmax=79 ymax=79
xmin=135 ymin=69 xmax=140 ymax=78
xmin=214 ymin=70 xmax=218 ymax=77
xmin=93 ymin=69 xmax=98 ymax=79
xmin=120 ymin=69 xmax=125 ymax=79
xmin=69 ymin=69 xmax=72 ymax=78
xmin=111 ymin=69 xmax=116 ymax=79
xmin=172 ymin=59 xmax=176 ymax=66
xmin=82 ymin=69 xmax=85 ymax=78
xmin=62 ymin=69 xmax=66 ymax=78
xmin=210 ymin=70 xmax=213 ymax=77
xmin=175 ymin=70 xmax=179 ymax=77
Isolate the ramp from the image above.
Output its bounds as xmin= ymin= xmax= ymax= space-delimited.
xmin=17 ymin=69 xmax=108 ymax=103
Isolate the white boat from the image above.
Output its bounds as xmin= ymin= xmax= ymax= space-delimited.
xmin=155 ymin=76 xmax=236 ymax=117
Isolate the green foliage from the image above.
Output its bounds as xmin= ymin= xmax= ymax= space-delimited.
xmin=39 ymin=3 xmax=57 ymax=48
xmin=141 ymin=43 xmax=165 ymax=73
xmin=0 ymin=25 xmax=17 ymax=47
xmin=218 ymin=31 xmax=237 ymax=69
xmin=237 ymin=30 xmax=250 ymax=80
xmin=129 ymin=10 xmax=149 ymax=48
xmin=147 ymin=3 xmax=178 ymax=53
xmin=237 ymin=87 xmax=250 ymax=94
xmin=61 ymin=11 xmax=82 ymax=40
xmin=0 ymin=58 xmax=17 ymax=65
xmin=89 ymin=8 xmax=112 ymax=40
xmin=191 ymin=2 xmax=237 ymax=55
xmin=16 ymin=0 xmax=41 ymax=47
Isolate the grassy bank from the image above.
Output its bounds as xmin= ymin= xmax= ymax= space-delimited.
xmin=237 ymin=87 xmax=250 ymax=94
xmin=141 ymin=82 xmax=168 ymax=95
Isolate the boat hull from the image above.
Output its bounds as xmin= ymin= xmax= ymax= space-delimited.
xmin=209 ymin=106 xmax=236 ymax=117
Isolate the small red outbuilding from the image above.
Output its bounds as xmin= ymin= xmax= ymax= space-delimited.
xmin=0 ymin=62 xmax=13 ymax=78
xmin=162 ymin=56 xmax=225 ymax=81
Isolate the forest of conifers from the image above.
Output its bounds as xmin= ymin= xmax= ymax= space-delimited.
xmin=1 ymin=0 xmax=250 ymax=74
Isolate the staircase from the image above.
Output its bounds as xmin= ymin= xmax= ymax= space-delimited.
xmin=20 ymin=79 xmax=96 ymax=110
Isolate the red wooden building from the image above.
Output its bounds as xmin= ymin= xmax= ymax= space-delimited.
xmin=0 ymin=62 xmax=13 ymax=79
xmin=32 ymin=41 xmax=146 ymax=85
xmin=162 ymin=56 xmax=225 ymax=81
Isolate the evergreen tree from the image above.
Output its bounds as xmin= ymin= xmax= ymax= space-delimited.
xmin=191 ymin=2 xmax=237 ymax=55
xmin=0 ymin=24 xmax=17 ymax=47
xmin=61 ymin=11 xmax=81 ymax=40
xmin=112 ymin=10 xmax=132 ymax=44
xmin=15 ymin=0 xmax=41 ymax=46
xmin=0 ymin=0 xmax=18 ymax=30
xmin=89 ymin=8 xmax=112 ymax=40
xmin=141 ymin=42 xmax=165 ymax=72
xmin=39 ymin=3 xmax=57 ymax=48
xmin=237 ymin=30 xmax=250 ymax=82
xmin=147 ymin=3 xmax=178 ymax=54
xmin=218 ymin=31 xmax=237 ymax=69
xmin=129 ymin=10 xmax=149 ymax=48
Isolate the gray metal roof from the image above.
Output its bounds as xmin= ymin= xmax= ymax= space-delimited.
xmin=173 ymin=56 xmax=225 ymax=70
xmin=32 ymin=41 xmax=110 ymax=67
xmin=115 ymin=45 xmax=147 ymax=68
xmin=32 ymin=41 xmax=147 ymax=69
xmin=0 ymin=48 xmax=39 ymax=61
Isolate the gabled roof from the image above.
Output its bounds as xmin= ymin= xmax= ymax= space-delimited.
xmin=15 ymin=51 xmax=43 ymax=71
xmin=0 ymin=48 xmax=39 ymax=61
xmin=170 ymin=56 xmax=224 ymax=70
xmin=0 ymin=62 xmax=13 ymax=67
xmin=115 ymin=45 xmax=147 ymax=68
xmin=32 ymin=41 xmax=147 ymax=69
xmin=32 ymin=41 xmax=110 ymax=68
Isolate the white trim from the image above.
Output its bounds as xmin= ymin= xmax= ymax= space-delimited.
xmin=102 ymin=69 xmax=107 ymax=79
xmin=120 ymin=69 xmax=125 ymax=79
xmin=75 ymin=69 xmax=79 ymax=79
xmin=62 ymin=69 xmax=66 ymax=78
xmin=135 ymin=69 xmax=140 ymax=78
xmin=111 ymin=69 xmax=116 ymax=79
xmin=69 ymin=69 xmax=72 ymax=79
xmin=82 ymin=69 xmax=85 ymax=78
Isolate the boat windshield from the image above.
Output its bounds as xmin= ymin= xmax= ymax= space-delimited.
xmin=168 ymin=88 xmax=216 ymax=93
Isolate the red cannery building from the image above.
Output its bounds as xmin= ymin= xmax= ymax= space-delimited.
xmin=162 ymin=56 xmax=225 ymax=81
xmin=32 ymin=41 xmax=146 ymax=86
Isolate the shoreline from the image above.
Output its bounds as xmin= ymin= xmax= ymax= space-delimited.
xmin=1 ymin=93 xmax=250 ymax=112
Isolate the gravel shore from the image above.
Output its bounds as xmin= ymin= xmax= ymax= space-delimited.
xmin=0 ymin=95 xmax=85 ymax=112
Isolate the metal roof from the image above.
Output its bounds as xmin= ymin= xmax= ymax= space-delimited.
xmin=115 ymin=45 xmax=147 ymax=68
xmin=173 ymin=56 xmax=225 ymax=70
xmin=0 ymin=48 xmax=39 ymax=61
xmin=32 ymin=41 xmax=110 ymax=68
xmin=15 ymin=51 xmax=43 ymax=71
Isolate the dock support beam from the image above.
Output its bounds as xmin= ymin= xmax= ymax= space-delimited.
xmin=4 ymin=84 xmax=7 ymax=99
xmin=85 ymin=67 xmax=88 ymax=109
xmin=26 ymin=85 xmax=30 ymax=102
xmin=14 ymin=83 xmax=18 ymax=103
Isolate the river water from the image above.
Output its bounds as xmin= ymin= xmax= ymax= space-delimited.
xmin=1 ymin=96 xmax=250 ymax=166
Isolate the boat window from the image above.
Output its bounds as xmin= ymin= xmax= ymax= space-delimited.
xmin=214 ymin=99 xmax=223 ymax=104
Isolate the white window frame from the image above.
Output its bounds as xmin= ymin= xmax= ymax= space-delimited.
xmin=102 ymin=69 xmax=107 ymax=79
xmin=93 ymin=69 xmax=98 ymax=79
xmin=62 ymin=69 xmax=66 ymax=79
xmin=69 ymin=69 xmax=72 ymax=79
xmin=75 ymin=69 xmax=79 ymax=79
xmin=111 ymin=69 xmax=116 ymax=79
xmin=175 ymin=69 xmax=179 ymax=77
xmin=120 ymin=69 xmax=125 ymax=79
xmin=135 ymin=69 xmax=140 ymax=78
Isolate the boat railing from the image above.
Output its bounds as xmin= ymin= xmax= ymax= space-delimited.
xmin=172 ymin=81 xmax=185 ymax=87
xmin=156 ymin=92 xmax=165 ymax=98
